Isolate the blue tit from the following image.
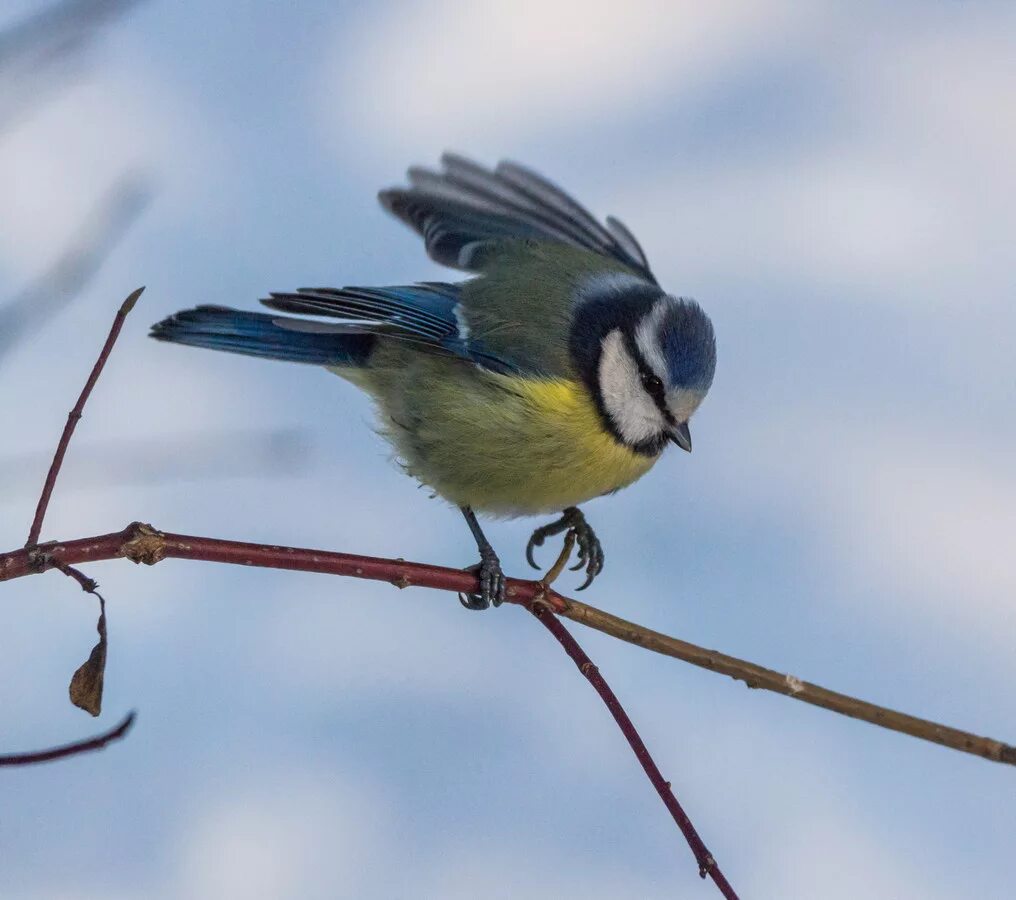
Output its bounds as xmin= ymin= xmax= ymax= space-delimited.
xmin=151 ymin=154 xmax=716 ymax=609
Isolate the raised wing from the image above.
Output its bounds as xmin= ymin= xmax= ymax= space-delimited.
xmin=379 ymin=153 xmax=656 ymax=283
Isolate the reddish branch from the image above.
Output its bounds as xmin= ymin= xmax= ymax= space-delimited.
xmin=3 ymin=525 xmax=739 ymax=894
xmin=0 ymin=711 xmax=135 ymax=767
xmin=3 ymin=524 xmax=1014 ymax=770
xmin=531 ymin=604 xmax=737 ymax=898
xmin=25 ymin=286 xmax=144 ymax=548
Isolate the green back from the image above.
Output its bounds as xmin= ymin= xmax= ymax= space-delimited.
xmin=460 ymin=242 xmax=642 ymax=379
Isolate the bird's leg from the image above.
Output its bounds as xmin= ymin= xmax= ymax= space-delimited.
xmin=459 ymin=506 xmax=506 ymax=610
xmin=526 ymin=506 xmax=604 ymax=591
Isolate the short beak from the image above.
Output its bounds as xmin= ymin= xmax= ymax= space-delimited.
xmin=669 ymin=422 xmax=693 ymax=453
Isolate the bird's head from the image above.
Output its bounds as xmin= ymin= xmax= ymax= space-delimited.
xmin=571 ymin=275 xmax=716 ymax=456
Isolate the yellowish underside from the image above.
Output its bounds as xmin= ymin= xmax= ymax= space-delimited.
xmin=345 ymin=362 xmax=659 ymax=517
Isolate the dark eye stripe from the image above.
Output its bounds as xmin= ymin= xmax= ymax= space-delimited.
xmin=639 ymin=369 xmax=675 ymax=425
xmin=623 ymin=327 xmax=675 ymax=425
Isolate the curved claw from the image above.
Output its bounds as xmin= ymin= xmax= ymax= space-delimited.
xmin=461 ymin=549 xmax=505 ymax=611
xmin=459 ymin=591 xmax=489 ymax=611
xmin=525 ymin=536 xmax=542 ymax=570
xmin=526 ymin=507 xmax=606 ymax=591
xmin=572 ymin=518 xmax=604 ymax=590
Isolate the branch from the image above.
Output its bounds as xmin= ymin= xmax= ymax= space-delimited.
xmin=5 ymin=525 xmax=739 ymax=894
xmin=1 ymin=524 xmax=1012 ymax=768
xmin=25 ymin=285 xmax=144 ymax=547
xmin=0 ymin=711 xmax=135 ymax=767
xmin=531 ymin=603 xmax=737 ymax=897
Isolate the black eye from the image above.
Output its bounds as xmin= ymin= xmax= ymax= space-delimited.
xmin=641 ymin=372 xmax=664 ymax=397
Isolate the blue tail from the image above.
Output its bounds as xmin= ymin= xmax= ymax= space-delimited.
xmin=150 ymin=306 xmax=374 ymax=366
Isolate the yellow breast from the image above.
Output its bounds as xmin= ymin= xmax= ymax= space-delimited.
xmin=407 ymin=373 xmax=659 ymax=517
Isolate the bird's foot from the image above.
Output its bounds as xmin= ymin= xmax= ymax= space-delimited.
xmin=526 ymin=506 xmax=604 ymax=591
xmin=459 ymin=545 xmax=506 ymax=610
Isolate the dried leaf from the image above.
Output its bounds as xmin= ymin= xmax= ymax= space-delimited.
xmin=69 ymin=598 xmax=106 ymax=716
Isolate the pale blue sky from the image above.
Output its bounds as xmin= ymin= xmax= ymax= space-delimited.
xmin=1 ymin=2 xmax=1014 ymax=898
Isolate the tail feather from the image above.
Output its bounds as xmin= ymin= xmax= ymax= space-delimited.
xmin=150 ymin=305 xmax=374 ymax=367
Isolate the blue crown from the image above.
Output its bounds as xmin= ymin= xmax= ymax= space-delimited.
xmin=659 ymin=299 xmax=716 ymax=391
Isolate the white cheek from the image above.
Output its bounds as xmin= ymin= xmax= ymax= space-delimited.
xmin=598 ymin=330 xmax=666 ymax=445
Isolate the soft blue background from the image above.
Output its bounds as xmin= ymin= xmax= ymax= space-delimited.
xmin=2 ymin=2 xmax=1014 ymax=897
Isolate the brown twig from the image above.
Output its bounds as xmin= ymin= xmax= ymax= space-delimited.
xmin=25 ymin=286 xmax=143 ymax=548
xmin=0 ymin=711 xmax=135 ymax=767
xmin=1 ymin=524 xmax=1013 ymax=768
xmin=530 ymin=604 xmax=738 ymax=897
xmin=540 ymin=528 xmax=576 ymax=587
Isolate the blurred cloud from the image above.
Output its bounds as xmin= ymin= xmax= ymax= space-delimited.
xmin=0 ymin=175 xmax=150 ymax=363
xmin=760 ymin=812 xmax=951 ymax=900
xmin=0 ymin=61 xmax=216 ymax=280
xmin=0 ymin=428 xmax=313 ymax=502
xmin=618 ymin=8 xmax=1016 ymax=300
xmin=0 ymin=0 xmax=142 ymax=132
xmin=810 ymin=427 xmax=1016 ymax=635
xmin=175 ymin=769 xmax=392 ymax=900
xmin=318 ymin=0 xmax=814 ymax=163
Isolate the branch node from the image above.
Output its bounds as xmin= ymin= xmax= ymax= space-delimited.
xmin=699 ymin=855 xmax=717 ymax=878
xmin=121 ymin=522 xmax=166 ymax=566
xmin=528 ymin=591 xmax=555 ymax=616
xmin=26 ymin=546 xmax=54 ymax=572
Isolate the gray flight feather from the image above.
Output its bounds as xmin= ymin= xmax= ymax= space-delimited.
xmin=379 ymin=153 xmax=657 ymax=283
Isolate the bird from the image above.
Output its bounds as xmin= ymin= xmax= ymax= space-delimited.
xmin=151 ymin=154 xmax=716 ymax=609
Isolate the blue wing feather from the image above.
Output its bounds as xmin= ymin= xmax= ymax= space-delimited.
xmin=261 ymin=284 xmax=520 ymax=374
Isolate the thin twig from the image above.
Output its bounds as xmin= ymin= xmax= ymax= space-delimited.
xmin=1 ymin=524 xmax=1013 ymax=767
xmin=530 ymin=603 xmax=738 ymax=897
xmin=0 ymin=710 xmax=135 ymax=767
xmin=540 ymin=529 xmax=576 ymax=586
xmin=25 ymin=286 xmax=144 ymax=548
